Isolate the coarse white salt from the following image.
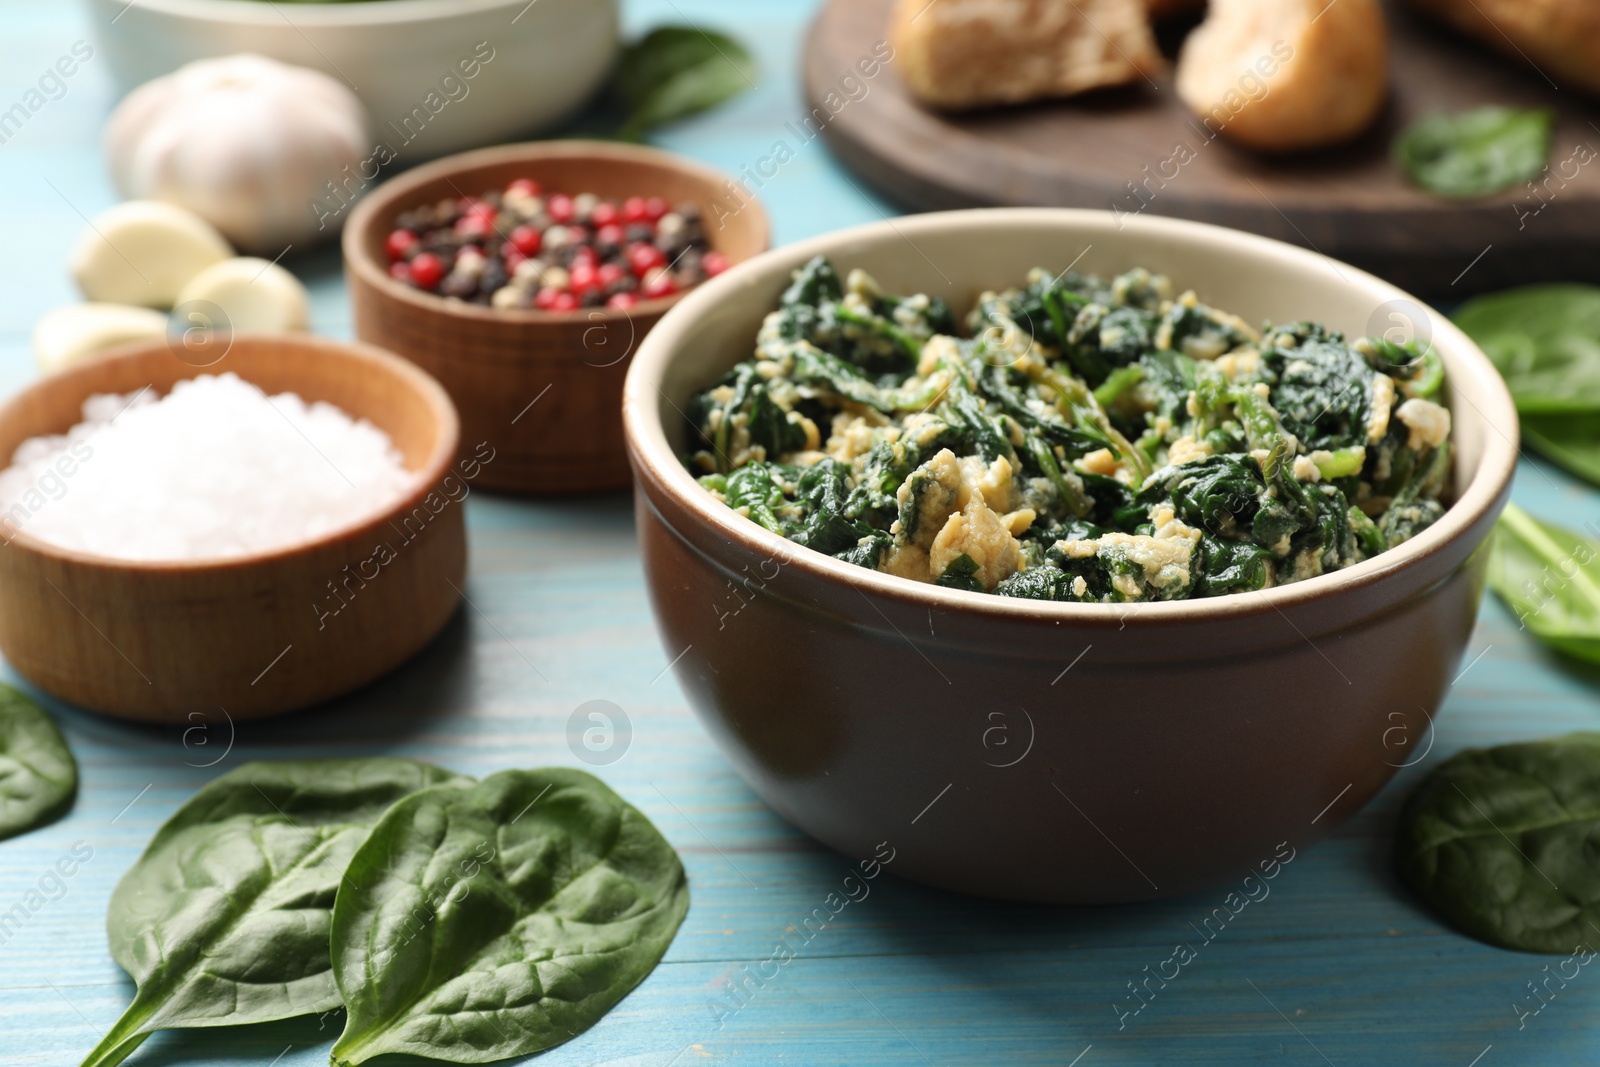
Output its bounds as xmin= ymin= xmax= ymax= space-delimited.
xmin=0 ymin=373 xmax=419 ymax=561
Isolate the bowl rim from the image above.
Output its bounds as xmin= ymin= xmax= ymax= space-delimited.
xmin=98 ymin=0 xmax=582 ymax=28
xmin=344 ymin=139 xmax=773 ymax=328
xmin=0 ymin=333 xmax=462 ymax=574
xmin=623 ymin=207 xmax=1521 ymax=623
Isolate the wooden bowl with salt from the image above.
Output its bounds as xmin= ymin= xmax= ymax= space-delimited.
xmin=344 ymin=140 xmax=771 ymax=495
xmin=0 ymin=334 xmax=464 ymax=722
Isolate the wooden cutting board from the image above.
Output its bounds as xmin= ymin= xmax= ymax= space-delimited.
xmin=803 ymin=0 xmax=1600 ymax=297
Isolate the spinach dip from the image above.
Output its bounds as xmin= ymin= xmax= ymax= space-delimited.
xmin=683 ymin=257 xmax=1452 ymax=602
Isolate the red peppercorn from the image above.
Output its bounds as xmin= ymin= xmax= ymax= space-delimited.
xmin=597 ymin=262 xmax=628 ymax=289
xmin=569 ymin=262 xmax=601 ymax=294
xmin=643 ymin=196 xmax=669 ymax=223
xmin=533 ymin=287 xmax=561 ymax=310
xmin=384 ymin=229 xmax=417 ymax=260
xmin=642 ymin=271 xmax=679 ymax=299
xmin=702 ymin=250 xmax=731 ymax=277
xmin=409 ymin=252 xmax=444 ymax=290
xmin=596 ymin=223 xmax=627 ymax=250
xmin=508 ymin=225 xmax=542 ymax=256
xmin=568 ymin=246 xmax=598 ymax=272
xmin=627 ymin=242 xmax=668 ymax=276
xmin=607 ymin=291 xmax=640 ymax=310
xmin=547 ymin=194 xmax=576 ymax=224
xmin=503 ymin=248 xmax=528 ymax=272
xmin=550 ymin=291 xmax=580 ymax=312
xmin=590 ymin=200 xmax=620 ymax=227
xmin=388 ymin=261 xmax=412 ymax=283
xmin=621 ymin=196 xmax=649 ymax=224
xmin=506 ymin=178 xmax=541 ymax=198
xmin=455 ymin=215 xmax=491 ymax=241
xmin=566 ymin=225 xmax=590 ymax=247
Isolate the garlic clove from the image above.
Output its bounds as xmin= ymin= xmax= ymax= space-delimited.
xmin=70 ymin=200 xmax=233 ymax=308
xmin=33 ymin=303 xmax=170 ymax=375
xmin=175 ymin=257 xmax=310 ymax=333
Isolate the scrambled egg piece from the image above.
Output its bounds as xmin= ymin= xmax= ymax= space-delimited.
xmin=893 ymin=449 xmax=965 ymax=550
xmin=1367 ymin=375 xmax=1396 ymax=443
xmin=930 ymin=498 xmax=1028 ymax=591
xmin=1056 ymin=504 xmax=1203 ymax=601
xmin=917 ymin=334 xmax=963 ymax=377
xmin=1395 ymin=398 xmax=1451 ymax=452
xmin=1214 ymin=348 xmax=1262 ymax=380
xmin=1075 ymin=448 xmax=1120 ymax=477
xmin=959 ymin=455 xmax=1019 ymax=513
xmin=826 ymin=411 xmax=890 ymax=465
xmin=881 ymin=543 xmax=931 ymax=581
xmin=887 ymin=447 xmax=1029 ymax=589
xmin=1289 ymin=547 xmax=1323 ymax=582
xmin=1168 ymin=435 xmax=1213 ymax=466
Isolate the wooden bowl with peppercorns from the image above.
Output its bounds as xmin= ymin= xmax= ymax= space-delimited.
xmin=345 ymin=140 xmax=770 ymax=495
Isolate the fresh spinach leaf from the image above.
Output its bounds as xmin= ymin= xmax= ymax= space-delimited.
xmin=616 ymin=26 xmax=755 ymax=141
xmin=329 ymin=768 xmax=688 ymax=1066
xmin=1453 ymin=285 xmax=1600 ymax=482
xmin=79 ymin=759 xmax=465 ymax=1067
xmin=1522 ymin=415 xmax=1600 ymax=487
xmin=1398 ymin=733 xmax=1600 ymax=953
xmin=1394 ymin=106 xmax=1554 ymax=199
xmin=0 ymin=683 xmax=76 ymax=841
xmin=1455 ymin=284 xmax=1600 ymax=414
xmin=1489 ymin=503 xmax=1600 ymax=664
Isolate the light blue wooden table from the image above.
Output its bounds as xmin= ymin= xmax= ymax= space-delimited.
xmin=3 ymin=1 xmax=1598 ymax=1064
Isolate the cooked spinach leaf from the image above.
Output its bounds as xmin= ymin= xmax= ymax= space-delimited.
xmin=0 ymin=684 xmax=75 ymax=841
xmin=1258 ymin=324 xmax=1376 ymax=452
xmin=1395 ymin=106 xmax=1555 ymax=199
xmin=1489 ymin=504 xmax=1600 ymax=664
xmin=685 ymin=259 xmax=1451 ymax=599
xmin=1455 ymin=285 xmax=1600 ymax=415
xmin=615 ymin=26 xmax=755 ymax=141
xmin=1398 ymin=733 xmax=1600 ymax=953
xmin=329 ymin=768 xmax=689 ymax=1066
xmin=79 ymin=759 xmax=465 ymax=1067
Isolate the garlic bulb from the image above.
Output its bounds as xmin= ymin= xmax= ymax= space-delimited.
xmin=105 ymin=54 xmax=370 ymax=253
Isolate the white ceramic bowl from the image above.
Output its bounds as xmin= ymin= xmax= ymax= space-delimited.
xmin=86 ymin=0 xmax=618 ymax=160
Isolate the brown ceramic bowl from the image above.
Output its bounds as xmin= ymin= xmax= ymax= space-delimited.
xmin=623 ymin=209 xmax=1519 ymax=905
xmin=345 ymin=140 xmax=771 ymax=495
xmin=0 ymin=334 xmax=465 ymax=722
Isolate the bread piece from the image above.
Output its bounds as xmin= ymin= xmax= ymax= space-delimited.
xmin=1406 ymin=0 xmax=1600 ymax=95
xmin=1175 ymin=0 xmax=1389 ymax=152
xmin=890 ymin=0 xmax=1167 ymax=111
